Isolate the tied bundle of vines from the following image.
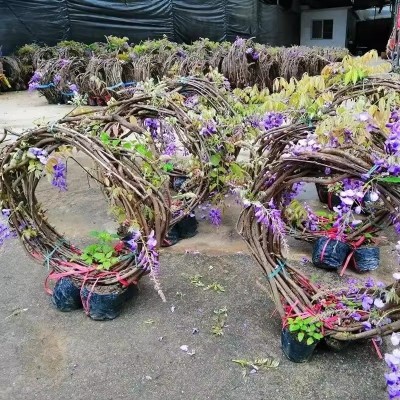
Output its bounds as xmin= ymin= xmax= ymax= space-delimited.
xmin=237 ymin=63 xmax=400 ymax=342
xmin=0 ymin=125 xmax=170 ymax=295
xmin=60 ymin=74 xmax=246 ymax=227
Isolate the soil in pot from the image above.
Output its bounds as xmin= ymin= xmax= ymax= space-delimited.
xmin=52 ymin=277 xmax=82 ymax=312
xmin=81 ymin=284 xmax=138 ymax=321
xmin=312 ymin=237 xmax=351 ymax=270
xmin=353 ymin=246 xmax=380 ymax=272
xmin=281 ymin=328 xmax=318 ymax=363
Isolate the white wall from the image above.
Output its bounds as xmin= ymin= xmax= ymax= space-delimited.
xmin=300 ymin=8 xmax=349 ymax=47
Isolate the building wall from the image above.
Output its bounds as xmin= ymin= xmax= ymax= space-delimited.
xmin=300 ymin=7 xmax=349 ymax=47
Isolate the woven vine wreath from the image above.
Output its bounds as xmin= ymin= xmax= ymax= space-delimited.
xmin=0 ymin=125 xmax=170 ymax=290
xmin=238 ymin=144 xmax=400 ymax=341
xmin=61 ymin=77 xmax=239 ymax=227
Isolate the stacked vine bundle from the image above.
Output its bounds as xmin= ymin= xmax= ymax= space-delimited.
xmin=237 ymin=51 xmax=400 ymax=367
xmin=0 ymin=36 xmax=348 ymax=100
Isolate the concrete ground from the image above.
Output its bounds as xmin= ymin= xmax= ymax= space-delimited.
xmin=0 ymin=92 xmax=392 ymax=400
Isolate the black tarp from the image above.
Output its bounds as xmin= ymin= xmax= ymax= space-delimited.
xmin=0 ymin=0 xmax=300 ymax=55
xmin=0 ymin=0 xmax=69 ymax=54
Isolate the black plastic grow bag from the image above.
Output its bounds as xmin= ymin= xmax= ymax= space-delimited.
xmin=353 ymin=246 xmax=380 ymax=272
xmin=312 ymin=237 xmax=351 ymax=270
xmin=281 ymin=328 xmax=318 ymax=363
xmin=81 ymin=284 xmax=138 ymax=320
xmin=52 ymin=277 xmax=82 ymax=312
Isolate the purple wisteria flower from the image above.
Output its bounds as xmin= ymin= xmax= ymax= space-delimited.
xmin=246 ymin=116 xmax=262 ymax=129
xmin=234 ymin=37 xmax=245 ymax=47
xmin=127 ymin=230 xmax=141 ymax=252
xmin=200 ymin=121 xmax=217 ymax=137
xmin=209 ymin=208 xmax=222 ymax=226
xmin=53 ymin=74 xmax=61 ymax=85
xmin=59 ymin=59 xmax=70 ymax=68
xmin=27 ymin=147 xmax=48 ymax=164
xmin=0 ymin=208 xmax=15 ymax=247
xmin=28 ymin=71 xmax=42 ymax=91
xmin=289 ymin=133 xmax=321 ymax=156
xmin=162 ymin=142 xmax=177 ymax=157
xmin=245 ymin=47 xmax=259 ymax=61
xmin=361 ymin=295 xmax=373 ymax=311
xmin=282 ymin=182 xmax=304 ymax=206
xmin=51 ymin=161 xmax=67 ymax=191
xmin=69 ymin=84 xmax=79 ymax=94
xmin=184 ymin=95 xmax=199 ymax=109
xmin=385 ymin=334 xmax=400 ymax=399
xmin=136 ymin=230 xmax=159 ymax=276
xmin=176 ymin=49 xmax=186 ymax=58
xmin=254 ymin=200 xmax=286 ymax=241
xmin=144 ymin=118 xmax=160 ymax=139
xmin=304 ymin=205 xmax=319 ymax=231
xmin=262 ymin=112 xmax=285 ymax=131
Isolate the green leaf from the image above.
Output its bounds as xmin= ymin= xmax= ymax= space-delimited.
xmin=306 ymin=337 xmax=314 ymax=346
xmin=314 ymin=333 xmax=323 ymax=340
xmin=289 ymin=324 xmax=299 ymax=332
xmin=210 ymin=154 xmax=221 ymax=166
xmin=297 ymin=332 xmax=305 ymax=342
xmin=162 ymin=162 xmax=174 ymax=172
xmin=377 ymin=176 xmax=400 ymax=183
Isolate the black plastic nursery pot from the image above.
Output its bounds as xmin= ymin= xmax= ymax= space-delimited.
xmin=281 ymin=328 xmax=318 ymax=363
xmin=162 ymin=214 xmax=199 ymax=247
xmin=81 ymin=284 xmax=138 ymax=321
xmin=177 ymin=214 xmax=198 ymax=239
xmin=52 ymin=277 xmax=82 ymax=312
xmin=162 ymin=224 xmax=181 ymax=247
xmin=312 ymin=236 xmax=351 ymax=270
xmin=353 ymin=246 xmax=380 ymax=272
xmin=315 ymin=183 xmax=340 ymax=210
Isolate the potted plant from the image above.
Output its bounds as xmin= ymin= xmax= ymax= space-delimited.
xmin=281 ymin=316 xmax=323 ymax=363
xmin=77 ymin=230 xmax=139 ymax=320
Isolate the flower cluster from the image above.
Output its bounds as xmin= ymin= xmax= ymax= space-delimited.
xmin=69 ymin=84 xmax=79 ymax=94
xmin=200 ymin=120 xmax=217 ymax=137
xmin=144 ymin=118 xmax=160 ymax=139
xmin=262 ymin=112 xmax=285 ymax=131
xmin=287 ymin=133 xmax=321 ymax=156
xmin=254 ymin=200 xmax=286 ymax=244
xmin=245 ymin=47 xmax=259 ymax=61
xmin=385 ymin=332 xmax=400 ymax=399
xmin=0 ymin=209 xmax=14 ymax=246
xmin=282 ymin=182 xmax=305 ymax=206
xmin=209 ymin=208 xmax=222 ymax=226
xmin=51 ymin=160 xmax=67 ymax=191
xmin=127 ymin=230 xmax=164 ymax=300
xmin=184 ymin=95 xmax=199 ymax=109
xmin=126 ymin=230 xmax=158 ymax=274
xmin=304 ymin=205 xmax=319 ymax=232
xmin=233 ymin=37 xmax=246 ymax=47
xmin=27 ymin=147 xmax=48 ymax=164
xmin=28 ymin=71 xmax=42 ymax=92
xmin=53 ymin=74 xmax=62 ymax=85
